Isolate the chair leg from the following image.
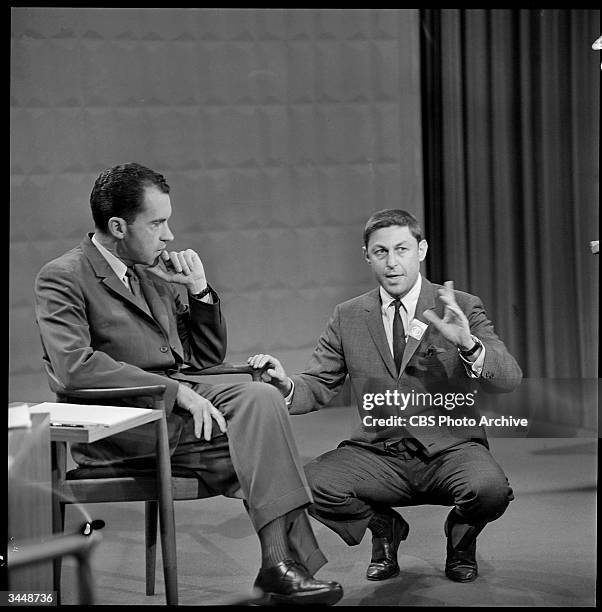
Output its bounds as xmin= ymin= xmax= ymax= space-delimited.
xmin=145 ymin=501 xmax=158 ymax=596
xmin=51 ymin=499 xmax=65 ymax=600
xmin=51 ymin=442 xmax=67 ymax=603
xmin=155 ymin=418 xmax=178 ymax=605
xmin=76 ymin=549 xmax=95 ymax=605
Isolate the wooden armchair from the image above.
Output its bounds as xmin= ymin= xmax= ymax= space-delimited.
xmin=52 ymin=362 xmax=262 ymax=606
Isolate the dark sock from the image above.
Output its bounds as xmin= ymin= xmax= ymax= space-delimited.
xmin=368 ymin=512 xmax=393 ymax=539
xmin=258 ymin=515 xmax=291 ymax=569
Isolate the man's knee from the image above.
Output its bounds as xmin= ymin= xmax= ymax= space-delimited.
xmin=232 ymin=382 xmax=287 ymax=416
xmin=481 ymin=481 xmax=512 ymax=520
xmin=221 ymin=381 xmax=288 ymax=427
xmin=461 ymin=475 xmax=513 ymax=521
xmin=244 ymin=381 xmax=286 ymax=405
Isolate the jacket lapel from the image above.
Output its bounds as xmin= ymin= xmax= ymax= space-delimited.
xmin=398 ymin=279 xmax=438 ymax=375
xmin=364 ymin=289 xmax=398 ymax=379
xmin=82 ymin=235 xmax=156 ymax=323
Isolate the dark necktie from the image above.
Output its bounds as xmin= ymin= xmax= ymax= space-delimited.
xmin=125 ymin=267 xmax=140 ymax=298
xmin=393 ymin=299 xmax=406 ymax=374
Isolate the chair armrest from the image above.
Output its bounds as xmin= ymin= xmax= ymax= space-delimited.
xmin=8 ymin=531 xmax=101 ymax=568
xmin=56 ymin=385 xmax=167 ymax=404
xmin=180 ymin=362 xmax=265 ymax=381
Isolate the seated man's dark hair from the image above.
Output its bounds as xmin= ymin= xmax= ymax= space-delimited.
xmin=90 ymin=162 xmax=170 ymax=232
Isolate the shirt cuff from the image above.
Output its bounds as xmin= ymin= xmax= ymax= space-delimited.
xmin=459 ymin=336 xmax=486 ymax=378
xmin=284 ymin=378 xmax=295 ymax=406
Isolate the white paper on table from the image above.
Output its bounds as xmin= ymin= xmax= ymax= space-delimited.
xmin=29 ymin=402 xmax=151 ymax=427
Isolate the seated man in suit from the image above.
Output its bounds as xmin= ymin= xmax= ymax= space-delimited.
xmin=248 ymin=209 xmax=522 ymax=584
xmin=35 ymin=162 xmax=343 ymax=606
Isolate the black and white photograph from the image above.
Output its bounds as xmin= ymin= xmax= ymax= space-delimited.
xmin=7 ymin=7 xmax=599 ymax=607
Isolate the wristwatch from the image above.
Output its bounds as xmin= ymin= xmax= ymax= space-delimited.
xmin=190 ymin=285 xmax=212 ymax=300
xmin=459 ymin=335 xmax=482 ymax=357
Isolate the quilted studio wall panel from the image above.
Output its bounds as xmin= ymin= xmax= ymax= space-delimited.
xmin=10 ymin=8 xmax=423 ymax=401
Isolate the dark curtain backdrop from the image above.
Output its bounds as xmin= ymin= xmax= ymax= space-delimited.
xmin=421 ymin=9 xmax=599 ymax=429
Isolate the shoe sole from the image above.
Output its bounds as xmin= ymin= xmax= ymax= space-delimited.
xmin=366 ymin=565 xmax=400 ymax=581
xmin=445 ymin=570 xmax=478 ymax=583
xmin=252 ymin=587 xmax=344 ymax=606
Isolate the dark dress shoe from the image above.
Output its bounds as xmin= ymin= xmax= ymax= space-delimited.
xmin=254 ymin=559 xmax=343 ymax=606
xmin=366 ymin=512 xmax=410 ymax=581
xmin=444 ymin=510 xmax=485 ymax=583
xmin=445 ymin=543 xmax=478 ymax=582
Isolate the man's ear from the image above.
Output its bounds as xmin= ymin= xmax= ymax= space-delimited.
xmin=363 ymin=245 xmax=371 ymax=265
xmin=107 ymin=217 xmax=127 ymax=239
xmin=418 ymin=239 xmax=428 ymax=262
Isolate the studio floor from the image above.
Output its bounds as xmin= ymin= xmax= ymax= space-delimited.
xmin=59 ymin=406 xmax=597 ymax=607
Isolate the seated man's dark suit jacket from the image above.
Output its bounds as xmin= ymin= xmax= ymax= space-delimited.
xmin=289 ymin=278 xmax=522 ymax=456
xmin=35 ymin=234 xmax=226 ymax=466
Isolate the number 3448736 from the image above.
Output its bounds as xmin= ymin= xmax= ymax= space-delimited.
xmin=2 ymin=592 xmax=56 ymax=605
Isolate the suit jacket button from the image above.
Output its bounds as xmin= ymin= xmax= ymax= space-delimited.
xmin=160 ymin=346 xmax=169 ymax=353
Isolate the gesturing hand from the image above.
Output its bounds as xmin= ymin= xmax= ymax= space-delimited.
xmin=147 ymin=249 xmax=207 ymax=294
xmin=247 ymin=353 xmax=293 ymax=397
xmin=176 ymin=384 xmax=227 ymax=441
xmin=422 ymin=281 xmax=473 ymax=350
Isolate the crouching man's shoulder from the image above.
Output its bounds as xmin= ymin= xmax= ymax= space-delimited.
xmin=336 ymin=289 xmax=381 ymax=315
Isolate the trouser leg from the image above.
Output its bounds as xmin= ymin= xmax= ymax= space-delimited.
xmin=305 ymin=440 xmax=513 ymax=547
xmin=418 ymin=440 xmax=514 ymax=558
xmin=286 ymin=508 xmax=328 ymax=575
xmin=304 ymin=445 xmax=414 ymax=546
xmin=172 ymin=380 xmax=327 ymax=573
xmin=423 ymin=441 xmax=514 ymax=529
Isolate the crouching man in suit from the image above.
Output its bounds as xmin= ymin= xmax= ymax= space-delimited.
xmin=249 ymin=209 xmax=522 ymax=584
xmin=35 ymin=162 xmax=343 ymax=606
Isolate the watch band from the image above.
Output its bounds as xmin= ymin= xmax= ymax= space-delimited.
xmin=460 ymin=336 xmax=481 ymax=357
xmin=190 ymin=285 xmax=211 ymax=300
